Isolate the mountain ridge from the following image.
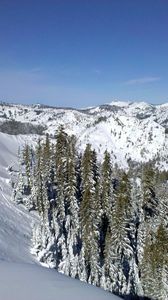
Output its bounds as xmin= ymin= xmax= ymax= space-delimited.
xmin=0 ymin=100 xmax=168 ymax=169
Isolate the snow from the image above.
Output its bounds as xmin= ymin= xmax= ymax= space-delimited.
xmin=0 ymin=132 xmax=37 ymax=263
xmin=0 ymin=101 xmax=167 ymax=298
xmin=0 ymin=261 xmax=120 ymax=300
xmin=1 ymin=101 xmax=168 ymax=169
xmin=0 ymin=131 xmax=121 ymax=299
xmin=0 ymin=101 xmax=167 ymax=299
xmin=107 ymin=100 xmax=131 ymax=107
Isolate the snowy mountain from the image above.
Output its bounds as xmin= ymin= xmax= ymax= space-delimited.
xmin=0 ymin=100 xmax=168 ymax=169
xmin=0 ymin=131 xmax=120 ymax=300
xmin=0 ymin=101 xmax=167 ymax=300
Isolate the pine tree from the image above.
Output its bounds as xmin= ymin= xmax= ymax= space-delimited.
xmin=103 ymin=171 xmax=136 ymax=296
xmin=54 ymin=126 xmax=68 ymax=223
xmin=101 ymin=150 xmax=113 ymax=219
xmin=31 ymin=138 xmax=52 ymax=261
xmin=88 ymin=149 xmax=101 ymax=285
xmin=141 ymin=223 xmax=168 ymax=299
xmin=13 ymin=149 xmax=25 ymax=204
xmin=13 ymin=129 xmax=168 ymax=299
xmin=80 ymin=144 xmax=101 ymax=284
xmin=62 ymin=135 xmax=80 ymax=277
xmin=99 ymin=150 xmax=113 ymax=289
xmin=34 ymin=138 xmax=45 ymax=214
xmin=142 ymin=163 xmax=158 ymax=221
xmin=22 ymin=144 xmax=32 ymax=191
xmin=137 ymin=163 xmax=159 ymax=278
xmin=51 ymin=126 xmax=71 ymax=272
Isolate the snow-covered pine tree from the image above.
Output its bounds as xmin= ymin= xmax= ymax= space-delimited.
xmin=138 ymin=164 xmax=158 ymax=266
xmin=22 ymin=144 xmax=32 ymax=191
xmin=99 ymin=150 xmax=113 ymax=289
xmin=141 ymin=223 xmax=168 ymax=299
xmin=88 ymin=149 xmax=101 ymax=286
xmin=103 ymin=171 xmax=136 ymax=296
xmin=22 ymin=143 xmax=36 ymax=210
xmin=61 ymin=134 xmax=80 ymax=277
xmin=101 ymin=150 xmax=113 ymax=219
xmin=80 ymin=144 xmax=101 ymax=284
xmin=142 ymin=162 xmax=158 ymax=222
xmin=34 ymin=138 xmax=45 ymax=215
xmin=42 ymin=133 xmax=52 ymax=179
xmin=31 ymin=138 xmax=52 ymax=260
xmin=13 ymin=129 xmax=168 ymax=299
xmin=136 ymin=163 xmax=158 ymax=272
xmin=13 ymin=147 xmax=25 ymax=204
xmin=54 ymin=126 xmax=68 ymax=221
xmin=155 ymin=170 xmax=168 ymax=227
xmin=51 ymin=126 xmax=69 ymax=272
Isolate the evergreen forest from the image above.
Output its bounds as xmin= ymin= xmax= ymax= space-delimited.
xmin=13 ymin=127 xmax=168 ymax=300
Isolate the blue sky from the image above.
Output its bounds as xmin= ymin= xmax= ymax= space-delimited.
xmin=0 ymin=0 xmax=168 ymax=107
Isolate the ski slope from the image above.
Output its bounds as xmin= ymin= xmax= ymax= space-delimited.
xmin=0 ymin=262 xmax=120 ymax=300
xmin=0 ymin=132 xmax=37 ymax=263
xmin=0 ymin=132 xmax=120 ymax=299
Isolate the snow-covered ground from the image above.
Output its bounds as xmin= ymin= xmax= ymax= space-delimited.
xmin=0 ymin=132 xmax=120 ymax=299
xmin=1 ymin=100 xmax=167 ymax=298
xmin=0 ymin=132 xmax=37 ymax=263
xmin=0 ymin=261 xmax=120 ymax=300
xmin=1 ymin=101 xmax=168 ymax=168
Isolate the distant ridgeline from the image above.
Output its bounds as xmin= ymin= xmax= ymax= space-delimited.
xmin=13 ymin=127 xmax=168 ymax=300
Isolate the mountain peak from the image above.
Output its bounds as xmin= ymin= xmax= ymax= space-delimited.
xmin=107 ymin=100 xmax=132 ymax=107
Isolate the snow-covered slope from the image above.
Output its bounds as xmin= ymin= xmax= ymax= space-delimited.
xmin=0 ymin=261 xmax=120 ymax=300
xmin=0 ymin=132 xmax=37 ymax=263
xmin=0 ymin=131 xmax=120 ymax=299
xmin=0 ymin=101 xmax=168 ymax=168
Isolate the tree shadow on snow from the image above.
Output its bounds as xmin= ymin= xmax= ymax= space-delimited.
xmin=122 ymin=295 xmax=153 ymax=300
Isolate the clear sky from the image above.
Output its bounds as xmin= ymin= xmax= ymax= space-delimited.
xmin=0 ymin=0 xmax=168 ymax=108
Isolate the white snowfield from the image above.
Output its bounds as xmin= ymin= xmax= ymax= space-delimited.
xmin=0 ymin=132 xmax=36 ymax=263
xmin=0 ymin=262 xmax=120 ymax=300
xmin=0 ymin=132 xmax=120 ymax=299
xmin=0 ymin=100 xmax=168 ymax=169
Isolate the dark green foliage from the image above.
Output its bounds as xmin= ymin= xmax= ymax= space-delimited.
xmin=141 ymin=224 xmax=168 ymax=299
xmin=93 ymin=116 xmax=107 ymax=126
xmin=0 ymin=120 xmax=45 ymax=135
xmin=142 ymin=163 xmax=158 ymax=220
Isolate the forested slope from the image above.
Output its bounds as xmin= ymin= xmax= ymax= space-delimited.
xmin=13 ymin=128 xmax=168 ymax=299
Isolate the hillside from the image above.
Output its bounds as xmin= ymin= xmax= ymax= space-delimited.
xmin=0 ymin=261 xmax=121 ymax=300
xmin=0 ymin=101 xmax=168 ymax=169
xmin=0 ymin=131 xmax=120 ymax=300
xmin=0 ymin=132 xmax=37 ymax=263
xmin=0 ymin=101 xmax=168 ymax=299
